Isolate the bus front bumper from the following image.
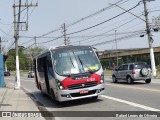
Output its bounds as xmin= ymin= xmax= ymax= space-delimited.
xmin=56 ymin=84 xmax=106 ymax=102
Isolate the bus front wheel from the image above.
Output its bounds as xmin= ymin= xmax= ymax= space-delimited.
xmin=50 ymin=89 xmax=60 ymax=104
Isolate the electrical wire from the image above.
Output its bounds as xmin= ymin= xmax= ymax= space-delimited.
xmin=66 ymin=2 xmax=141 ymax=36
xmin=71 ymin=14 xmax=144 ymax=44
xmin=20 ymin=0 xmax=132 ymax=46
xmin=92 ymin=32 xmax=147 ymax=47
xmin=6 ymin=41 xmax=15 ymax=52
xmin=66 ymin=0 xmax=129 ymax=28
xmin=0 ymin=28 xmax=13 ymax=36
xmin=37 ymin=0 xmax=128 ymax=37
xmin=27 ymin=2 xmax=141 ymax=45
xmin=24 ymin=43 xmax=34 ymax=50
xmin=70 ymin=30 xmax=145 ymax=45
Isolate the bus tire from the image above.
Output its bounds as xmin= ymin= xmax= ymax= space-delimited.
xmin=50 ymin=89 xmax=59 ymax=104
xmin=50 ymin=89 xmax=55 ymax=100
xmin=39 ymin=84 xmax=46 ymax=96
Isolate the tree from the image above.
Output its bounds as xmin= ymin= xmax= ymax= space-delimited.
xmin=25 ymin=47 xmax=44 ymax=70
xmin=152 ymin=15 xmax=160 ymax=32
xmin=5 ymin=46 xmax=44 ymax=71
xmin=6 ymin=47 xmax=29 ymax=70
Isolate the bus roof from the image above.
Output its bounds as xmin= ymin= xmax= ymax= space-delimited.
xmin=34 ymin=45 xmax=95 ymax=59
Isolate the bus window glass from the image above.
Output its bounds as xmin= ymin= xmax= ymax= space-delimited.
xmin=53 ymin=48 xmax=101 ymax=76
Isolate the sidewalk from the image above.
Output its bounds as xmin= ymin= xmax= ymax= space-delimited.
xmin=0 ymin=82 xmax=45 ymax=120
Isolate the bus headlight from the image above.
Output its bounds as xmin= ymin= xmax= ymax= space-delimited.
xmin=100 ymin=74 xmax=104 ymax=83
xmin=56 ymin=80 xmax=64 ymax=90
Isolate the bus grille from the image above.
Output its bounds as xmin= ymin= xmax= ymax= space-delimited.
xmin=70 ymin=90 xmax=97 ymax=97
xmin=67 ymin=81 xmax=98 ymax=90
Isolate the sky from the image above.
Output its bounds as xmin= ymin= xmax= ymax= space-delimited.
xmin=0 ymin=0 xmax=160 ymax=52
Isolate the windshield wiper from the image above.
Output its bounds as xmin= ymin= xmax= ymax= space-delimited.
xmin=69 ymin=55 xmax=75 ymax=68
xmin=77 ymin=55 xmax=93 ymax=74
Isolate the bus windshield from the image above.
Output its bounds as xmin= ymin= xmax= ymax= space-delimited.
xmin=53 ymin=48 xmax=101 ymax=76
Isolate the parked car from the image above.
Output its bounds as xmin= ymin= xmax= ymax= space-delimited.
xmin=4 ymin=71 xmax=10 ymax=76
xmin=112 ymin=62 xmax=151 ymax=84
xmin=28 ymin=71 xmax=35 ymax=78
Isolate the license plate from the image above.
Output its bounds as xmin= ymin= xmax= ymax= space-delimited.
xmin=80 ymin=90 xmax=89 ymax=94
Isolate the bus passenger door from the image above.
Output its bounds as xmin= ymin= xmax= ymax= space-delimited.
xmin=33 ymin=59 xmax=39 ymax=89
xmin=43 ymin=56 xmax=50 ymax=95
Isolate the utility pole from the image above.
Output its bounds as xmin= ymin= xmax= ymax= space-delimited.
xmin=112 ymin=0 xmax=156 ymax=76
xmin=34 ymin=36 xmax=37 ymax=48
xmin=63 ymin=23 xmax=67 ymax=45
xmin=13 ymin=1 xmax=20 ymax=89
xmin=13 ymin=0 xmax=38 ymax=89
xmin=143 ymin=0 xmax=156 ymax=76
xmin=67 ymin=37 xmax=70 ymax=45
xmin=115 ymin=30 xmax=118 ymax=67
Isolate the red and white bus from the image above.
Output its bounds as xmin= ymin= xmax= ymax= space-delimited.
xmin=33 ymin=45 xmax=105 ymax=102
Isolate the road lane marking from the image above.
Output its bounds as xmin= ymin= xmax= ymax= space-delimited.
xmin=100 ymin=95 xmax=160 ymax=111
xmin=106 ymin=83 xmax=160 ymax=93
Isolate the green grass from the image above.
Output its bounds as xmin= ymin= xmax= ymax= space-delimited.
xmin=10 ymin=70 xmax=28 ymax=76
xmin=104 ymin=69 xmax=112 ymax=76
xmin=156 ymin=65 xmax=160 ymax=76
xmin=157 ymin=69 xmax=160 ymax=76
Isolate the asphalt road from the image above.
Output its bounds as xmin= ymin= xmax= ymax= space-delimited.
xmin=4 ymin=76 xmax=160 ymax=120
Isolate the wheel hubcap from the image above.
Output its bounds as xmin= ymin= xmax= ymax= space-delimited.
xmin=128 ymin=78 xmax=131 ymax=83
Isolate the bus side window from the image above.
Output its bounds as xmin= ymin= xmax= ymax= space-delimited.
xmin=47 ymin=55 xmax=54 ymax=78
xmin=37 ymin=58 xmax=44 ymax=72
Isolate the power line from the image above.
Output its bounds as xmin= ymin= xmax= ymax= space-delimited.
xmin=66 ymin=0 xmax=129 ymax=28
xmin=66 ymin=2 xmax=141 ymax=36
xmin=110 ymin=2 xmax=146 ymax=22
xmin=31 ymin=2 xmax=141 ymax=45
xmin=85 ymin=5 xmax=159 ymax=41
xmin=0 ymin=28 xmax=13 ymax=36
xmin=70 ymin=30 xmax=145 ymax=45
xmin=18 ymin=30 xmax=144 ymax=39
xmin=6 ymin=41 xmax=15 ymax=52
xmin=20 ymin=0 xmax=131 ymax=46
xmin=24 ymin=43 xmax=34 ymax=50
xmin=81 ymin=30 xmax=145 ymax=45
xmin=71 ymin=14 xmax=144 ymax=44
xmin=92 ymin=32 xmax=146 ymax=47
xmin=37 ymin=0 xmax=128 ymax=37
xmin=20 ymin=37 xmax=34 ymax=46
xmin=36 ymin=35 xmax=64 ymax=44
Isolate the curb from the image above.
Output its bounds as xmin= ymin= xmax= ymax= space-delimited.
xmin=21 ymin=87 xmax=55 ymax=120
